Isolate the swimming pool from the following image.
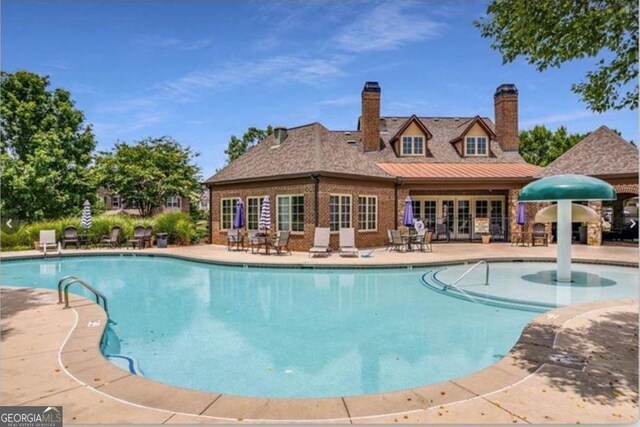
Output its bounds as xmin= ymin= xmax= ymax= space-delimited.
xmin=2 ymin=256 xmax=637 ymax=398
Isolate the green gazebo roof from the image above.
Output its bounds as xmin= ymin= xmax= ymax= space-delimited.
xmin=519 ymin=174 xmax=617 ymax=202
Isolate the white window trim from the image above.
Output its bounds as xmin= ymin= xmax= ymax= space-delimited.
xmin=358 ymin=195 xmax=378 ymax=232
xmin=276 ymin=194 xmax=305 ymax=234
xmin=329 ymin=193 xmax=352 ymax=233
xmin=220 ymin=197 xmax=238 ymax=232
xmin=246 ymin=195 xmax=267 ymax=231
xmin=465 ymin=136 xmax=488 ymax=157
xmin=111 ymin=195 xmax=120 ymax=209
xmin=400 ymin=135 xmax=425 ymax=156
xmin=166 ymin=196 xmax=181 ymax=208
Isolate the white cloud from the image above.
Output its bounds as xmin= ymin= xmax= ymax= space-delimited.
xmin=334 ymin=3 xmax=445 ymax=52
xmin=317 ymin=95 xmax=359 ymax=106
xmin=133 ymin=35 xmax=212 ymax=51
xmin=520 ymin=111 xmax=603 ymax=128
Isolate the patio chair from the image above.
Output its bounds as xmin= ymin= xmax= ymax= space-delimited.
xmin=309 ymin=227 xmax=331 ymax=257
xmin=412 ymin=228 xmax=430 ymax=252
xmin=101 ymin=226 xmax=122 ymax=248
xmin=227 ymin=229 xmax=244 ymax=251
xmin=386 ymin=229 xmax=394 ymax=251
xmin=423 ymin=231 xmax=433 ymax=252
xmin=435 ymin=223 xmax=450 ymax=242
xmin=268 ymin=231 xmax=291 ymax=255
xmin=143 ymin=226 xmax=153 ymax=248
xmin=62 ymin=226 xmax=79 ymax=249
xmin=39 ymin=230 xmax=57 ymax=253
xmin=532 ymin=223 xmax=549 ymax=247
xmin=249 ymin=230 xmax=267 ymax=254
xmin=490 ymin=224 xmax=504 ymax=242
xmin=338 ymin=228 xmax=359 ymax=257
xmin=127 ymin=226 xmax=145 ymax=249
xmin=389 ymin=229 xmax=407 ymax=252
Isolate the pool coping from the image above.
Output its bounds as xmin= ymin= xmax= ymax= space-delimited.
xmin=32 ymin=283 xmax=635 ymax=422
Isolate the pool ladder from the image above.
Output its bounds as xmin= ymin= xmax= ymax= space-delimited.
xmin=443 ymin=260 xmax=490 ymax=292
xmin=57 ymin=275 xmax=109 ymax=316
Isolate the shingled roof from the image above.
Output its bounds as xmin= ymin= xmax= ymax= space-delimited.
xmin=205 ymin=123 xmax=393 ymax=183
xmin=540 ymin=126 xmax=639 ymax=177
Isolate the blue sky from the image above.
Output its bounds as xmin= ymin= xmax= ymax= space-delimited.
xmin=3 ymin=0 xmax=637 ymax=178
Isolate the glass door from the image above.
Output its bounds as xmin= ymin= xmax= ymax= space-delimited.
xmin=456 ymin=199 xmax=471 ymax=239
xmin=441 ymin=199 xmax=455 ymax=238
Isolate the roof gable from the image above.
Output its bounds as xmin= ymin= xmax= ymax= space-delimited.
xmin=540 ymin=126 xmax=639 ymax=177
xmin=449 ymin=116 xmax=496 ymax=143
xmin=389 ymin=115 xmax=433 ymax=143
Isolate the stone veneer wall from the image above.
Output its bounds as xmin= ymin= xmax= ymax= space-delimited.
xmin=508 ymin=188 xmax=552 ymax=242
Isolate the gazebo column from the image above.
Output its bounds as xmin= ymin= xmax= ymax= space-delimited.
xmin=556 ymin=200 xmax=572 ymax=282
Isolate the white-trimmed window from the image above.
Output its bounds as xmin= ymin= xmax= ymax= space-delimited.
xmin=277 ymin=195 xmax=304 ymax=232
xmin=358 ymin=196 xmax=377 ymax=231
xmin=465 ymin=136 xmax=488 ymax=156
xmin=246 ymin=196 xmax=265 ymax=230
xmin=111 ymin=195 xmax=120 ymax=209
xmin=401 ymin=136 xmax=425 ymax=156
xmin=220 ymin=198 xmax=238 ymax=231
xmin=330 ymin=194 xmax=352 ymax=231
xmin=166 ymin=196 xmax=181 ymax=208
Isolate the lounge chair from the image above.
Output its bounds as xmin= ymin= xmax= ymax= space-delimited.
xmin=101 ymin=226 xmax=121 ymax=248
xmin=62 ymin=226 xmax=79 ymax=249
xmin=268 ymin=231 xmax=291 ymax=255
xmin=389 ymin=229 xmax=407 ymax=252
xmin=227 ymin=229 xmax=243 ymax=251
xmin=309 ymin=227 xmax=331 ymax=257
xmin=39 ymin=230 xmax=57 ymax=253
xmin=127 ymin=226 xmax=145 ymax=249
xmin=338 ymin=228 xmax=358 ymax=257
xmin=532 ymin=222 xmax=549 ymax=247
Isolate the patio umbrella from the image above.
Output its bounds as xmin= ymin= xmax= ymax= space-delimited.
xmin=259 ymin=196 xmax=271 ymax=231
xmin=81 ymin=200 xmax=92 ymax=230
xmin=403 ymin=196 xmax=414 ymax=227
xmin=516 ymin=202 xmax=526 ymax=226
xmin=233 ymin=199 xmax=245 ymax=229
xmin=534 ymin=203 xmax=600 ymax=223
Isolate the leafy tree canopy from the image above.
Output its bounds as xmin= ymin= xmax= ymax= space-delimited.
xmin=1 ymin=71 xmax=97 ymax=221
xmin=225 ymin=125 xmax=273 ymax=163
xmin=475 ymin=0 xmax=638 ymax=112
xmin=94 ymin=137 xmax=201 ymax=217
xmin=519 ymin=125 xmax=590 ymax=166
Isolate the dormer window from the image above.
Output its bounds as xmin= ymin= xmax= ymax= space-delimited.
xmin=401 ymin=136 xmax=424 ymax=156
xmin=465 ymin=136 xmax=488 ymax=156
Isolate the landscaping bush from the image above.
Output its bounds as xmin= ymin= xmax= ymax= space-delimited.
xmin=154 ymin=212 xmax=196 ymax=245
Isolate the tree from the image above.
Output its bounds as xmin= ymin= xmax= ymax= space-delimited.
xmin=224 ymin=125 xmax=273 ymax=163
xmin=94 ymin=137 xmax=201 ymax=217
xmin=475 ymin=0 xmax=638 ymax=112
xmin=519 ymin=125 xmax=589 ymax=166
xmin=0 ymin=71 xmax=97 ymax=221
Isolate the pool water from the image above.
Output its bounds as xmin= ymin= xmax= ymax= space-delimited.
xmin=2 ymin=256 xmax=637 ymax=398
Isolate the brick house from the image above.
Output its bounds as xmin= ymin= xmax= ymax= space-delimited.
xmin=204 ymin=81 xmax=553 ymax=251
xmin=97 ymin=188 xmax=190 ymax=215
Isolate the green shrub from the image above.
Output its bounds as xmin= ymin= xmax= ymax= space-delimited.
xmin=154 ymin=212 xmax=195 ymax=244
xmin=1 ymin=212 xmax=198 ymax=251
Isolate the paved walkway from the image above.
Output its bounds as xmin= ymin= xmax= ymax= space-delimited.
xmin=1 ymin=242 xmax=638 ymax=267
xmin=2 ymin=285 xmax=637 ymax=424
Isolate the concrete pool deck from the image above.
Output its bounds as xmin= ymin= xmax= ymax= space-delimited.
xmin=1 ymin=241 xmax=638 ymax=268
xmin=1 ymin=244 xmax=638 ymax=423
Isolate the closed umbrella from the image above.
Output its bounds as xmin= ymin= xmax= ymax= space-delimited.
xmin=81 ymin=200 xmax=92 ymax=230
xmin=403 ymin=196 xmax=414 ymax=227
xmin=516 ymin=202 xmax=526 ymax=226
xmin=233 ymin=199 xmax=245 ymax=229
xmin=259 ymin=196 xmax=271 ymax=231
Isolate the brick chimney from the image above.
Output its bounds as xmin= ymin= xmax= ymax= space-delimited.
xmin=361 ymin=81 xmax=381 ymax=152
xmin=494 ymin=84 xmax=519 ymax=151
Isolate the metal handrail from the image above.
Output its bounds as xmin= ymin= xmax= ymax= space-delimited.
xmin=443 ymin=260 xmax=490 ymax=291
xmin=57 ymin=276 xmax=108 ymax=315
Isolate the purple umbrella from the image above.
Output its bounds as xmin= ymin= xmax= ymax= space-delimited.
xmin=516 ymin=202 xmax=526 ymax=225
xmin=403 ymin=196 xmax=414 ymax=227
xmin=233 ymin=199 xmax=245 ymax=229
